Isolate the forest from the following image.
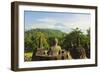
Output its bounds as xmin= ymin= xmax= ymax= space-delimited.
xmin=24 ymin=28 xmax=90 ymax=61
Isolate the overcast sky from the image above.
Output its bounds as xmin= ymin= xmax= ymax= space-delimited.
xmin=24 ymin=11 xmax=91 ymax=34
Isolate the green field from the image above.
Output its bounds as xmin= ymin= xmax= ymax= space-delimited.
xmin=24 ymin=51 xmax=33 ymax=61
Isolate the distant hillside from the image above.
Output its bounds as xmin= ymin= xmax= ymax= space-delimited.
xmin=25 ymin=28 xmax=67 ymax=38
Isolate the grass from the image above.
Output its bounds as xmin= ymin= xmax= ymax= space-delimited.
xmin=24 ymin=51 xmax=33 ymax=61
xmin=24 ymin=52 xmax=33 ymax=57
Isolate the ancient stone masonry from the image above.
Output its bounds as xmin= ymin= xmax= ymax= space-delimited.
xmin=31 ymin=49 xmax=72 ymax=61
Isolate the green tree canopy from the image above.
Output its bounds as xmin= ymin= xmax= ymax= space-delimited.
xmin=62 ymin=28 xmax=90 ymax=50
xmin=25 ymin=31 xmax=49 ymax=50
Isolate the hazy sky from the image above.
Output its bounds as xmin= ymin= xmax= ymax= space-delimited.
xmin=24 ymin=11 xmax=91 ymax=33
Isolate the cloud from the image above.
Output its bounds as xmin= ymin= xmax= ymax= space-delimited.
xmin=36 ymin=17 xmax=56 ymax=23
xmin=25 ymin=22 xmax=55 ymax=31
xmin=25 ymin=14 xmax=90 ymax=34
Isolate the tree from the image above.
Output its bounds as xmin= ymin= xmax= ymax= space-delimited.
xmin=25 ymin=31 xmax=49 ymax=50
xmin=62 ymin=28 xmax=90 ymax=50
xmin=24 ymin=33 xmax=33 ymax=50
xmin=87 ymin=28 xmax=90 ymax=37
